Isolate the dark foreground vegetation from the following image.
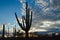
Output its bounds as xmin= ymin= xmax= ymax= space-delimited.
xmin=0 ymin=33 xmax=60 ymax=40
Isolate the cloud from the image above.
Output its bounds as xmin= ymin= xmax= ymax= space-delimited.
xmin=19 ymin=0 xmax=25 ymax=3
xmin=35 ymin=0 xmax=49 ymax=8
xmin=18 ymin=0 xmax=26 ymax=15
xmin=31 ymin=19 xmax=60 ymax=32
xmin=18 ymin=0 xmax=60 ymax=32
xmin=29 ymin=27 xmax=47 ymax=32
xmin=50 ymin=0 xmax=53 ymax=4
xmin=34 ymin=0 xmax=60 ymax=20
xmin=20 ymin=0 xmax=60 ymax=20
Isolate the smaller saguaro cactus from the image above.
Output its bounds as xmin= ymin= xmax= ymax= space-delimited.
xmin=15 ymin=2 xmax=32 ymax=37
xmin=13 ymin=27 xmax=16 ymax=37
xmin=14 ymin=26 xmax=16 ymax=36
xmin=2 ymin=24 xmax=5 ymax=37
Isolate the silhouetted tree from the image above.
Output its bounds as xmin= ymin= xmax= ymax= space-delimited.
xmin=15 ymin=2 xmax=32 ymax=38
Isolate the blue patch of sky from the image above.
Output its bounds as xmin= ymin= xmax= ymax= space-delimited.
xmin=0 ymin=0 xmax=22 ymax=25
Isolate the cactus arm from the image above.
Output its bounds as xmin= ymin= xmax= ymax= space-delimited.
xmin=29 ymin=11 xmax=32 ymax=28
xmin=22 ymin=16 xmax=26 ymax=30
xmin=15 ymin=13 xmax=22 ymax=27
xmin=15 ymin=13 xmax=25 ymax=31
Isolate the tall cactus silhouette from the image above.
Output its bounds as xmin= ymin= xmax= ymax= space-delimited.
xmin=15 ymin=2 xmax=32 ymax=37
xmin=2 ymin=24 xmax=5 ymax=37
xmin=13 ymin=27 xmax=16 ymax=37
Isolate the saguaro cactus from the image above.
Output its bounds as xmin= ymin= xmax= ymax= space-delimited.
xmin=13 ymin=27 xmax=16 ymax=37
xmin=15 ymin=2 xmax=32 ymax=37
xmin=2 ymin=24 xmax=5 ymax=37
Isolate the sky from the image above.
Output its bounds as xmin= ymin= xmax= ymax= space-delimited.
xmin=0 ymin=0 xmax=60 ymax=33
xmin=0 ymin=0 xmax=22 ymax=32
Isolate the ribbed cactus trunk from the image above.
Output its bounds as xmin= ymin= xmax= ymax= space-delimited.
xmin=2 ymin=24 xmax=5 ymax=38
xmin=25 ymin=2 xmax=30 ymax=38
xmin=15 ymin=2 xmax=32 ymax=38
xmin=26 ymin=31 xmax=28 ymax=38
